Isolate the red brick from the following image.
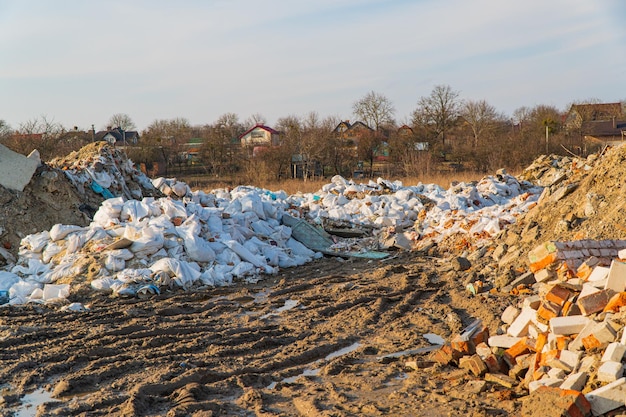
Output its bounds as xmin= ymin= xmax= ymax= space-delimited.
xmin=503 ymin=337 xmax=531 ymax=367
xmin=545 ymin=284 xmax=572 ymax=306
xmin=537 ymin=300 xmax=562 ymax=322
xmin=577 ymin=288 xmax=613 ymax=316
xmin=470 ymin=325 xmax=489 ymax=347
xmin=431 ymin=344 xmax=462 ymax=365
xmin=458 ymin=354 xmax=487 ymax=377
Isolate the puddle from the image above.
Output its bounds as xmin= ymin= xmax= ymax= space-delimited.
xmin=423 ymin=333 xmax=445 ymax=345
xmin=324 ymin=342 xmax=361 ymax=361
xmin=267 ymin=342 xmax=362 ymax=389
xmin=260 ymin=299 xmax=299 ymax=319
xmin=15 ymin=388 xmax=59 ymax=417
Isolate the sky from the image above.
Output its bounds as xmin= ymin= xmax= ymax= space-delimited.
xmin=1 ymin=0 xmax=625 ymax=132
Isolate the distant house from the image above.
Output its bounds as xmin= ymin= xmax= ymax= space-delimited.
xmin=565 ymin=102 xmax=624 ymax=131
xmin=95 ymin=127 xmax=140 ymax=146
xmin=239 ymin=124 xmax=280 ymax=148
xmin=581 ymin=119 xmax=626 ymax=146
xmin=564 ymin=102 xmax=626 ymax=148
xmin=397 ymin=124 xmax=414 ymax=138
xmin=332 ymin=120 xmax=373 ymax=144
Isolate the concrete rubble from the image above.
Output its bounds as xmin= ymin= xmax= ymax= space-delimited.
xmin=0 ymin=143 xmax=39 ymax=192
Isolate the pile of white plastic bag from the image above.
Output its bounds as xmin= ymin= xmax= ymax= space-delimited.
xmin=0 ymin=168 xmax=544 ymax=307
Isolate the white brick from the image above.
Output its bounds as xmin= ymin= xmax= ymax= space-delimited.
xmin=547 ymin=367 xmax=566 ymax=379
xmin=602 ymin=342 xmax=626 ymax=363
xmin=569 ymin=320 xmax=600 ymax=351
xmin=560 ymin=371 xmax=588 ymax=391
xmin=588 ymin=266 xmax=610 ymax=282
xmin=534 ymin=268 xmax=554 ymax=283
xmin=500 ymin=305 xmax=519 ymax=325
xmin=559 ymin=349 xmax=582 ymax=371
xmin=550 ymin=315 xmax=590 ymax=335
xmin=579 ymin=283 xmax=601 ymax=298
xmin=598 ymin=361 xmax=625 ymax=382
xmin=606 ymin=260 xmax=626 ymax=293
xmin=507 ymin=307 xmax=536 ymax=337
xmin=487 ymin=335 xmax=520 ymax=348
xmin=578 ymin=355 xmax=599 ymax=374
xmin=522 ymin=295 xmax=541 ymax=310
xmin=618 ymin=248 xmax=626 ymax=259
xmin=528 ymin=378 xmax=563 ymax=393
xmin=586 ymin=377 xmax=626 ymax=416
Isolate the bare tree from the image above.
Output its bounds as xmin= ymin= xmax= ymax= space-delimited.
xmin=243 ymin=113 xmax=266 ymax=128
xmin=108 ymin=113 xmax=136 ymax=131
xmin=412 ymin=84 xmax=461 ymax=148
xmin=352 ymin=91 xmax=395 ymax=130
xmin=461 ymin=99 xmax=501 ymax=148
xmin=0 ymin=120 xmax=12 ymax=140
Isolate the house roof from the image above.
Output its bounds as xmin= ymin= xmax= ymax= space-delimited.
xmin=570 ymin=103 xmax=623 ymax=121
xmin=238 ymin=124 xmax=280 ymax=139
xmin=94 ymin=127 xmax=139 ymax=143
xmin=332 ymin=120 xmax=372 ymax=133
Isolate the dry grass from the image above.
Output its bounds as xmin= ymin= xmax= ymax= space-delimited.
xmin=181 ymin=171 xmax=498 ymax=194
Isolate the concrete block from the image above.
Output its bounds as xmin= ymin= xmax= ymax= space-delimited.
xmin=488 ymin=335 xmax=520 ymax=348
xmin=577 ymin=289 xmax=614 ymax=316
xmin=550 ymin=315 xmax=590 ymax=335
xmin=585 ymin=377 xmax=626 ymax=416
xmin=597 ymin=361 xmax=624 ymax=382
xmin=602 ymin=342 xmax=626 ymax=363
xmin=618 ymin=248 xmax=626 ymax=259
xmin=0 ymin=144 xmax=39 ymax=192
xmin=507 ymin=307 xmax=536 ymax=337
xmin=606 ymin=260 xmax=626 ymax=293
xmin=560 ymin=372 xmax=588 ymax=392
xmin=501 ymin=305 xmax=519 ymax=325
xmin=588 ymin=266 xmax=610 ymax=282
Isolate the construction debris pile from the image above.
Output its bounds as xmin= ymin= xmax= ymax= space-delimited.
xmin=430 ymin=238 xmax=626 ymax=416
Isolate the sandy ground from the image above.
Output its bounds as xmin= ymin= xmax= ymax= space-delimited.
xmin=0 ymin=251 xmax=524 ymax=417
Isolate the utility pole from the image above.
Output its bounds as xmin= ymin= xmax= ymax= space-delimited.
xmin=545 ymin=125 xmax=549 ymax=154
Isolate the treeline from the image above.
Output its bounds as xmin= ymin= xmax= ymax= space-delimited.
xmin=0 ymin=85 xmax=622 ymax=181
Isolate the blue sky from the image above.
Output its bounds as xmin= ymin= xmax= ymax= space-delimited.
xmin=1 ymin=0 xmax=624 ymax=131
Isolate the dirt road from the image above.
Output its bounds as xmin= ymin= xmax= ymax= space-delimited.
xmin=0 ymin=252 xmax=523 ymax=417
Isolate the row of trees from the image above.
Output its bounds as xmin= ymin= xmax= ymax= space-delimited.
xmin=1 ymin=86 xmax=623 ymax=181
